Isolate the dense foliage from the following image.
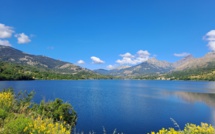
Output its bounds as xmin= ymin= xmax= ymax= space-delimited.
xmin=0 ymin=62 xmax=33 ymax=80
xmin=0 ymin=89 xmax=77 ymax=134
xmin=0 ymin=61 xmax=113 ymax=80
xmin=133 ymin=75 xmax=161 ymax=80
xmin=32 ymin=99 xmax=77 ymax=127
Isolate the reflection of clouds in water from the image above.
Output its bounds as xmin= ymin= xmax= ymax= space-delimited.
xmin=137 ymin=91 xmax=166 ymax=100
xmin=166 ymin=91 xmax=215 ymax=125
xmin=206 ymin=82 xmax=215 ymax=93
xmin=211 ymin=109 xmax=215 ymax=125
xmin=171 ymin=92 xmax=215 ymax=107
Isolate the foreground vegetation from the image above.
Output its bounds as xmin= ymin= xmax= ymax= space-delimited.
xmin=0 ymin=89 xmax=77 ymax=134
xmin=0 ymin=61 xmax=113 ymax=80
xmin=149 ymin=122 xmax=215 ymax=134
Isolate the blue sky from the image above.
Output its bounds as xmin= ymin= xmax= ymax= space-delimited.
xmin=0 ymin=0 xmax=215 ymax=70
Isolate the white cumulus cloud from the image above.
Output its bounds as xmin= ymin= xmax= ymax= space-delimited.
xmin=116 ymin=50 xmax=150 ymax=65
xmin=174 ymin=52 xmax=190 ymax=57
xmin=116 ymin=52 xmax=135 ymax=64
xmin=77 ymin=60 xmax=85 ymax=64
xmin=0 ymin=23 xmax=14 ymax=38
xmin=15 ymin=33 xmax=31 ymax=44
xmin=107 ymin=65 xmax=115 ymax=70
xmin=120 ymin=52 xmax=134 ymax=58
xmin=0 ymin=39 xmax=11 ymax=46
xmin=136 ymin=50 xmax=150 ymax=63
xmin=91 ymin=56 xmax=105 ymax=64
xmin=204 ymin=30 xmax=215 ymax=51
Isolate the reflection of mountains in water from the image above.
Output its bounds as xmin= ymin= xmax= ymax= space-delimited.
xmin=173 ymin=92 xmax=215 ymax=107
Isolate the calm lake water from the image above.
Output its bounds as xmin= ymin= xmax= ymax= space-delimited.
xmin=1 ymin=80 xmax=215 ymax=133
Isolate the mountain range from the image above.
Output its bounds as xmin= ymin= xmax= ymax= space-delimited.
xmin=95 ymin=52 xmax=215 ymax=77
xmin=1 ymin=45 xmax=215 ymax=80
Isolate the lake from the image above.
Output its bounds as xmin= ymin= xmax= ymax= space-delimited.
xmin=1 ymin=80 xmax=215 ymax=133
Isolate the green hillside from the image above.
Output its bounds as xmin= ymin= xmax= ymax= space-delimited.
xmin=0 ymin=61 xmax=112 ymax=80
xmin=165 ymin=62 xmax=215 ymax=81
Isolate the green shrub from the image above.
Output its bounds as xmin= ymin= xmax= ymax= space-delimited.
xmin=3 ymin=114 xmax=32 ymax=134
xmin=0 ymin=108 xmax=8 ymax=120
xmin=32 ymin=98 xmax=77 ymax=128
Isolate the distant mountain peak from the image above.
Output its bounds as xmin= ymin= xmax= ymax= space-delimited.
xmin=183 ymin=54 xmax=194 ymax=60
xmin=147 ymin=57 xmax=158 ymax=62
xmin=114 ymin=65 xmax=131 ymax=70
xmin=146 ymin=57 xmax=172 ymax=68
xmin=205 ymin=52 xmax=215 ymax=57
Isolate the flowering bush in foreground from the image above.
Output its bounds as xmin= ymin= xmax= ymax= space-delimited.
xmin=0 ymin=91 xmax=14 ymax=110
xmin=24 ymin=116 xmax=70 ymax=134
xmin=149 ymin=123 xmax=215 ymax=134
xmin=0 ymin=89 xmax=76 ymax=134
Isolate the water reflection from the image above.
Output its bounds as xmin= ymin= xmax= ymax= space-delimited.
xmin=206 ymin=82 xmax=215 ymax=93
xmin=167 ymin=91 xmax=215 ymax=124
xmin=173 ymin=92 xmax=215 ymax=107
